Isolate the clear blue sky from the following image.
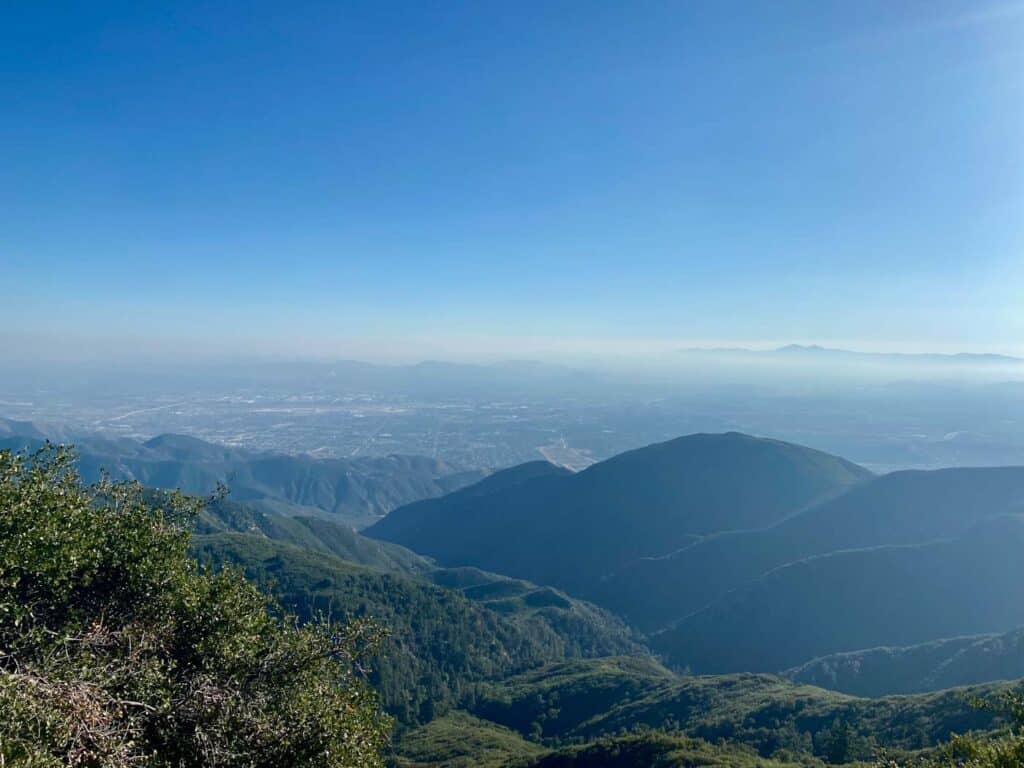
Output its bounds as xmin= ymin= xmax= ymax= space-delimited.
xmin=3 ymin=1 xmax=1022 ymax=362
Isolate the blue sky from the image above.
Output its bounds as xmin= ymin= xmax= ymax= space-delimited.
xmin=2 ymin=1 xmax=1022 ymax=362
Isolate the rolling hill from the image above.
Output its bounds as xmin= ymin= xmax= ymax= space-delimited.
xmin=366 ymin=432 xmax=871 ymax=593
xmin=191 ymin=531 xmax=641 ymax=725
xmin=0 ymin=420 xmax=486 ymax=527
xmin=196 ymin=495 xmax=638 ymax=663
xmin=395 ymin=714 xmax=805 ymax=768
xmin=453 ymin=655 xmax=1013 ymax=764
xmin=193 ymin=495 xmax=437 ymax=575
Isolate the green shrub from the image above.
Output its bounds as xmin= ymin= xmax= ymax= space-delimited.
xmin=0 ymin=444 xmax=391 ymax=767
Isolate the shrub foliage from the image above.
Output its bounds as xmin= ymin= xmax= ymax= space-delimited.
xmin=0 ymin=445 xmax=391 ymax=767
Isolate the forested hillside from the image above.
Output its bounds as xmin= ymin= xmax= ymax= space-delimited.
xmin=396 ymin=656 xmax=1018 ymax=766
xmin=194 ymin=495 xmax=436 ymax=575
xmin=192 ymin=532 xmax=640 ymax=725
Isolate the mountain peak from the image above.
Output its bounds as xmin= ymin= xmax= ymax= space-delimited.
xmin=367 ymin=433 xmax=871 ymax=593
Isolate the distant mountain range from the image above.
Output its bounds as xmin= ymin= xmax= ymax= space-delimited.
xmin=0 ymin=418 xmax=486 ymax=527
xmin=677 ymin=344 xmax=1024 ymax=365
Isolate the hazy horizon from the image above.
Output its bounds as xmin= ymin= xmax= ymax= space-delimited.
xmin=4 ymin=330 xmax=1024 ymax=368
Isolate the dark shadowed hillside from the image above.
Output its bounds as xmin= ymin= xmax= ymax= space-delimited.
xmin=596 ymin=466 xmax=1024 ymax=631
xmin=366 ymin=433 xmax=870 ymax=593
xmin=653 ymin=515 xmax=1024 ymax=673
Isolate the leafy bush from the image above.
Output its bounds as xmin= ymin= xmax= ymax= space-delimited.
xmin=0 ymin=445 xmax=391 ymax=767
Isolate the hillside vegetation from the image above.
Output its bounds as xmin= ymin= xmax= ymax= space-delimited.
xmin=194 ymin=495 xmax=436 ymax=575
xmin=191 ymin=532 xmax=640 ymax=726
xmin=460 ymin=657 xmax=1019 ymax=763
xmin=0 ymin=445 xmax=390 ymax=766
xmin=394 ymin=718 xmax=806 ymax=768
xmin=391 ymin=654 xmax=1022 ymax=765
xmin=393 ymin=711 xmax=545 ymax=767
xmin=528 ymin=732 xmax=804 ymax=768
xmin=6 ymin=433 xmax=1024 ymax=767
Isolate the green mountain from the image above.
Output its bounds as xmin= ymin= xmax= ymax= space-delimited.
xmin=200 ymin=432 xmax=1024 ymax=700
xmin=393 ymin=711 xmax=545 ymax=768
xmin=0 ymin=423 xmax=486 ymax=528
xmin=196 ymin=496 xmax=638 ymax=662
xmin=595 ymin=465 xmax=1024 ymax=631
xmin=449 ymin=656 xmax=1012 ymax=764
xmin=784 ymin=628 xmax=1024 ymax=697
xmin=194 ymin=495 xmax=435 ymax=575
xmin=395 ymin=655 xmax=1024 ymax=768
xmin=525 ymin=732 xmax=803 ymax=768
xmin=652 ymin=515 xmax=1024 ymax=673
xmin=191 ymin=532 xmax=641 ymax=726
xmin=366 ymin=433 xmax=871 ymax=593
xmin=394 ymin=716 xmax=803 ymax=768
xmin=174 ymin=441 xmax=1024 ymax=764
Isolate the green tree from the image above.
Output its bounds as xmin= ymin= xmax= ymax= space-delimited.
xmin=824 ymin=717 xmax=852 ymax=764
xmin=0 ymin=444 xmax=391 ymax=767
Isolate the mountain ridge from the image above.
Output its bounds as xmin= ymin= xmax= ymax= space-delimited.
xmin=0 ymin=419 xmax=487 ymax=527
xmin=366 ymin=432 xmax=871 ymax=594
xmin=784 ymin=627 xmax=1024 ymax=697
xmin=678 ymin=344 xmax=1024 ymax=364
xmin=594 ymin=464 xmax=1024 ymax=631
xmin=652 ymin=514 xmax=1024 ymax=673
